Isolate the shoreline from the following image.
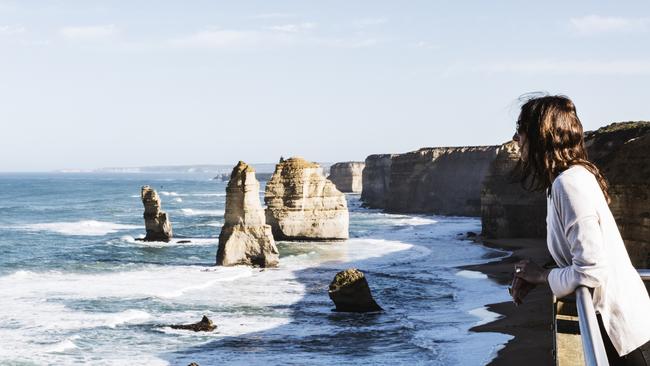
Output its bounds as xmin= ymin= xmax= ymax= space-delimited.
xmin=461 ymin=237 xmax=554 ymax=366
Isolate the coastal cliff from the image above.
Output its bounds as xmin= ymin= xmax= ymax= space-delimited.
xmin=361 ymin=146 xmax=499 ymax=216
xmin=264 ymin=157 xmax=349 ymax=241
xmin=217 ymin=161 xmax=279 ymax=267
xmin=386 ymin=146 xmax=499 ymax=216
xmin=480 ymin=121 xmax=650 ymax=267
xmin=360 ymin=154 xmax=395 ymax=208
xmin=327 ymin=162 xmax=364 ymax=193
xmin=480 ymin=141 xmax=547 ymax=239
xmin=586 ymin=122 xmax=650 ymax=267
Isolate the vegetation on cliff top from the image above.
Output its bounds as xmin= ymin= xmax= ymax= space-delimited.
xmin=588 ymin=121 xmax=650 ymax=135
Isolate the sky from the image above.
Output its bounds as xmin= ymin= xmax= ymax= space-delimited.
xmin=1 ymin=0 xmax=649 ymax=171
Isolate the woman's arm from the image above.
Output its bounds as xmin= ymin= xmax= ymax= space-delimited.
xmin=546 ymin=173 xmax=607 ymax=298
xmin=515 ymin=172 xmax=607 ymax=298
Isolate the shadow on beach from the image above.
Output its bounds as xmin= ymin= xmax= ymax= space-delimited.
xmin=160 ymin=216 xmax=512 ymax=366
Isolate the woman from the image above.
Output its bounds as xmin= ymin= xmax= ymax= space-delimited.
xmin=509 ymin=94 xmax=650 ymax=364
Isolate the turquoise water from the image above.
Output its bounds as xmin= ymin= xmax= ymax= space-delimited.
xmin=0 ymin=173 xmax=511 ymax=365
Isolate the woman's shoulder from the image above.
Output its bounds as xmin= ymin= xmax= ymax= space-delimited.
xmin=551 ymin=165 xmax=598 ymax=197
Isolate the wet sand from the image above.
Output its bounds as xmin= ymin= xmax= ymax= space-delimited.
xmin=462 ymin=238 xmax=555 ymax=366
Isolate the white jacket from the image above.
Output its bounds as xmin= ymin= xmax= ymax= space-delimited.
xmin=546 ymin=165 xmax=650 ymax=356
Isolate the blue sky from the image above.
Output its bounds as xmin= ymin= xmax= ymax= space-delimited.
xmin=1 ymin=1 xmax=649 ymax=171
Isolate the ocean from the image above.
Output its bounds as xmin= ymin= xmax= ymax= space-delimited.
xmin=0 ymin=173 xmax=512 ymax=365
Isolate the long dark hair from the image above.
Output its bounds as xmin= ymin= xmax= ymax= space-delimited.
xmin=516 ymin=93 xmax=610 ymax=203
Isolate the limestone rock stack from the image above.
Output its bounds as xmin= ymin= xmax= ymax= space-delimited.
xmin=480 ymin=141 xmax=547 ymax=238
xmin=141 ymin=185 xmax=173 ymax=242
xmin=327 ymin=162 xmax=365 ymax=193
xmin=216 ymin=161 xmax=279 ymax=267
xmin=264 ymin=157 xmax=349 ymax=241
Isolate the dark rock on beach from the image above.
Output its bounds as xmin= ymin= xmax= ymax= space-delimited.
xmin=170 ymin=315 xmax=217 ymax=332
xmin=328 ymin=269 xmax=382 ymax=313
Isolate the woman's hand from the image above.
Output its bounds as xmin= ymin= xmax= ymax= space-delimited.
xmin=514 ymin=259 xmax=551 ymax=285
xmin=509 ymin=276 xmax=536 ymax=305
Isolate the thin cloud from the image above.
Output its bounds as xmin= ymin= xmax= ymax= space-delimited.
xmin=169 ymin=29 xmax=293 ymax=48
xmin=249 ymin=13 xmax=297 ymax=20
xmin=268 ymin=22 xmax=316 ymax=33
xmin=569 ymin=15 xmax=650 ymax=35
xmin=319 ymin=37 xmax=379 ymax=48
xmin=410 ymin=41 xmax=437 ymax=49
xmin=170 ymin=27 xmax=378 ymax=49
xmin=354 ymin=17 xmax=388 ymax=28
xmin=59 ymin=25 xmax=118 ymax=41
xmin=0 ymin=25 xmax=25 ymax=35
xmin=480 ymin=59 xmax=650 ymax=76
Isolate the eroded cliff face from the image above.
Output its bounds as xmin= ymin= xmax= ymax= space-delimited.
xmin=480 ymin=142 xmax=547 ymax=239
xmin=586 ymin=122 xmax=650 ymax=267
xmin=386 ymin=146 xmax=499 ymax=216
xmin=328 ymin=162 xmax=365 ymax=193
xmin=141 ymin=186 xmax=173 ymax=242
xmin=360 ymin=154 xmax=395 ymax=208
xmin=480 ymin=122 xmax=650 ymax=267
xmin=217 ymin=161 xmax=279 ymax=267
xmin=264 ymin=157 xmax=349 ymax=241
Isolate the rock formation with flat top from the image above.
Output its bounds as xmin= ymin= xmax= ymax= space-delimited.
xmin=264 ymin=157 xmax=349 ymax=241
xmin=217 ymin=161 xmax=279 ymax=267
xmin=386 ymin=146 xmax=499 ymax=216
xmin=328 ymin=269 xmax=382 ymax=312
xmin=360 ymin=146 xmax=499 ymax=216
xmin=141 ymin=185 xmax=173 ymax=242
xmin=327 ymin=162 xmax=365 ymax=193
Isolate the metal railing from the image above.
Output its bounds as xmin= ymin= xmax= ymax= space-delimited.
xmin=639 ymin=269 xmax=650 ymax=280
xmin=575 ymin=269 xmax=650 ymax=366
xmin=575 ymin=286 xmax=608 ymax=365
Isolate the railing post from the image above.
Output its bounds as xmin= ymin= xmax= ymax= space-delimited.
xmin=575 ymin=286 xmax=609 ymax=366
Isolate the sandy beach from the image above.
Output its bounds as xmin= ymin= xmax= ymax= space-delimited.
xmin=463 ymin=238 xmax=555 ymax=365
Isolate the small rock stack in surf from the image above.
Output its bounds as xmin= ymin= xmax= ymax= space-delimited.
xmin=141 ymin=185 xmax=173 ymax=242
xmin=328 ymin=268 xmax=382 ymax=312
xmin=216 ymin=161 xmax=279 ymax=267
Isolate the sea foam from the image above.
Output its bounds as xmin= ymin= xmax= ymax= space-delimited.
xmin=180 ymin=208 xmax=225 ymax=216
xmin=17 ymin=220 xmax=139 ymax=236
